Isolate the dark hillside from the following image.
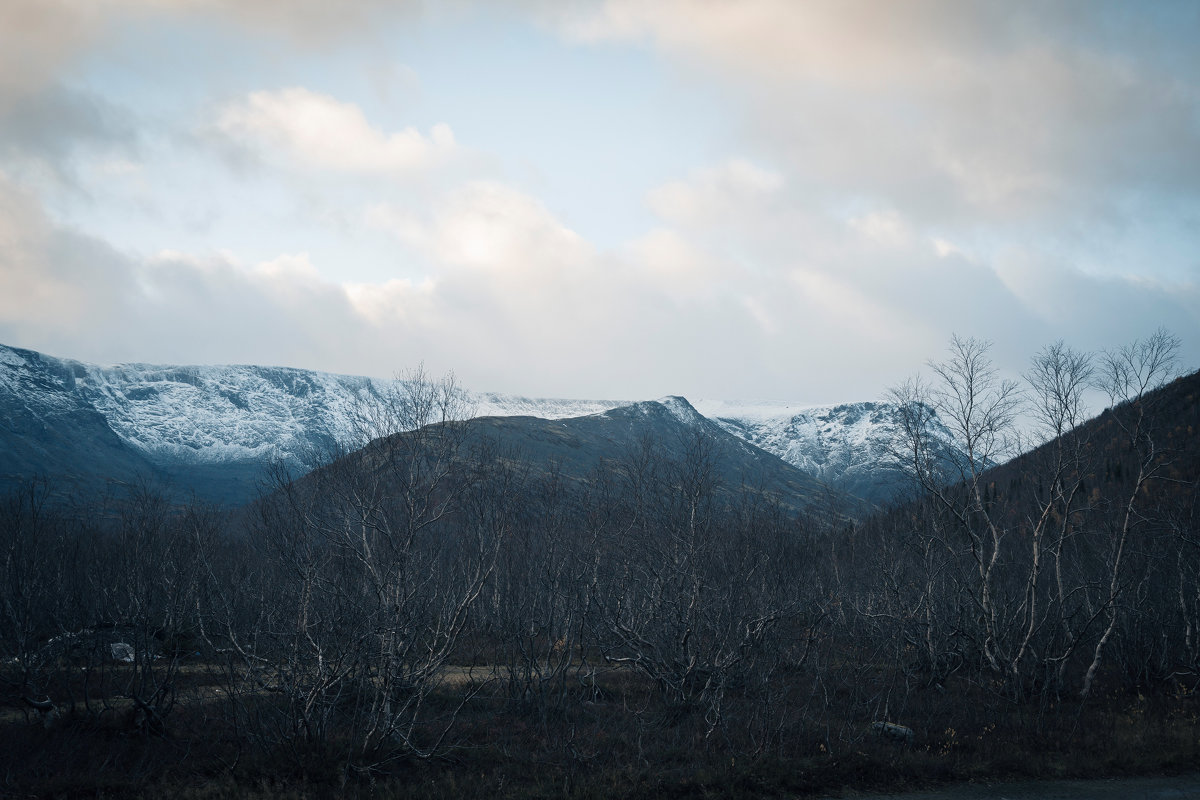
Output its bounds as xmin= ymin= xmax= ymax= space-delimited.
xmin=301 ymin=396 xmax=847 ymax=517
xmin=842 ymin=365 xmax=1200 ymax=702
xmin=988 ymin=368 xmax=1200 ymax=510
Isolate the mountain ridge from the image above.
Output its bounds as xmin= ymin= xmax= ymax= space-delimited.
xmin=0 ymin=343 xmax=954 ymax=506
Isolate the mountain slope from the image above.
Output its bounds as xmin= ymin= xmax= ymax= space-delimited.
xmin=982 ymin=368 xmax=1200 ymax=508
xmin=0 ymin=343 xmax=948 ymax=506
xmin=692 ymin=399 xmax=957 ymax=504
xmin=310 ymin=396 xmax=837 ymax=516
xmin=0 ymin=346 xmax=160 ymax=497
xmin=0 ymin=344 xmax=636 ymax=503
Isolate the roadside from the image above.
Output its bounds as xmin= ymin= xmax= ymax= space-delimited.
xmin=826 ymin=774 xmax=1200 ymax=800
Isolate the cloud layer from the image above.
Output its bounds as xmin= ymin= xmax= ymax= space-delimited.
xmin=0 ymin=1 xmax=1196 ymax=403
xmin=217 ymin=88 xmax=456 ymax=174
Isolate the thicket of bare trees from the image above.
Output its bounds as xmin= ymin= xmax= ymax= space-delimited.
xmin=1 ymin=331 xmax=1197 ymax=781
xmin=869 ymin=330 xmax=1193 ymax=701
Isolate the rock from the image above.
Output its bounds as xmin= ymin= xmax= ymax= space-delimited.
xmin=872 ymin=720 xmax=914 ymax=744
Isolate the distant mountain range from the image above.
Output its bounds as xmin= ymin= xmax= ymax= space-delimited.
xmin=0 ymin=343 xmax=955 ymax=507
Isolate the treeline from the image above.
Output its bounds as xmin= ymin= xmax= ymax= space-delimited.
xmin=1 ymin=334 xmax=1197 ymax=793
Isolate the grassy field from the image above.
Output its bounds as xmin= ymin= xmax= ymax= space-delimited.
xmin=3 ymin=658 xmax=1198 ymax=799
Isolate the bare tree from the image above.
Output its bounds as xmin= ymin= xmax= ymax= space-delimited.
xmin=1080 ymin=329 xmax=1180 ymax=696
xmin=1009 ymin=341 xmax=1094 ymax=695
xmin=221 ymin=366 xmax=508 ymax=766
xmin=0 ymin=478 xmax=67 ymax=723
xmin=886 ymin=337 xmax=1023 ymax=682
xmin=593 ymin=430 xmax=812 ymax=738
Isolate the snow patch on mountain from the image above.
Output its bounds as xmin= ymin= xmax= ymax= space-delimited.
xmin=594 ymin=397 xmax=711 ymax=430
xmin=65 ymin=362 xmax=390 ymax=466
xmin=692 ymin=398 xmax=956 ymax=502
xmin=0 ymin=346 xmax=91 ymax=416
xmin=657 ymin=395 xmax=709 ymax=426
xmin=471 ymin=393 xmax=626 ymax=420
xmin=0 ymin=347 xmax=25 ymax=369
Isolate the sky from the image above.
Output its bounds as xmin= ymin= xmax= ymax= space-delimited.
xmin=0 ymin=0 xmax=1197 ymax=404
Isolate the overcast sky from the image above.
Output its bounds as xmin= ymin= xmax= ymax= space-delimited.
xmin=0 ymin=1 xmax=1197 ymax=403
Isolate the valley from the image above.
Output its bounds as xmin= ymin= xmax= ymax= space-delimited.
xmin=1 ymin=337 xmax=1197 ymax=799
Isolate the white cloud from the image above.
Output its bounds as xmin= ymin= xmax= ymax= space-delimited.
xmin=848 ymin=210 xmax=912 ymax=250
xmin=159 ymin=0 xmax=421 ymax=45
xmin=0 ymin=0 xmax=421 ymax=113
xmin=646 ymin=158 xmax=782 ymax=228
xmin=217 ymin=87 xmax=456 ymax=174
xmin=560 ymin=1 xmax=1009 ymax=88
xmin=1 ymin=3 xmax=1198 ymax=403
xmin=560 ymin=1 xmax=1200 ymax=251
xmin=1 ymin=166 xmax=1196 ymax=403
xmin=625 ymin=228 xmax=729 ymax=301
xmin=789 ymin=267 xmax=918 ymax=343
xmin=739 ymin=294 xmax=776 ymax=335
xmin=344 ymin=278 xmax=435 ymax=326
xmin=931 ymin=237 xmax=963 ymax=259
xmin=369 ymin=182 xmax=592 ymax=274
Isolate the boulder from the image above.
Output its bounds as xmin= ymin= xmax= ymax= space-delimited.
xmin=872 ymin=721 xmax=914 ymax=744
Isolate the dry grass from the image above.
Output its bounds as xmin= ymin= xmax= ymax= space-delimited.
xmin=2 ymin=659 xmax=1198 ymax=799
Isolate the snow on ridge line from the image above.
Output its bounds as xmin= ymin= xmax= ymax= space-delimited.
xmin=691 ymin=399 xmax=831 ymax=422
xmin=3 ymin=343 xmax=936 ymax=492
xmin=470 ymin=394 xmax=628 ymax=420
xmin=689 ymin=398 xmax=887 ymax=422
xmin=2 ymin=343 xmax=842 ymax=431
xmin=654 ymin=395 xmax=707 ymax=426
xmin=0 ymin=347 xmax=25 ymax=368
xmin=0 ymin=344 xmax=658 ymax=465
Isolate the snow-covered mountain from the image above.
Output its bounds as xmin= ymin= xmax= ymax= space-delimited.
xmin=0 ymin=344 xmax=638 ymax=502
xmin=691 ymin=400 xmax=956 ymax=503
xmin=0 ymin=343 xmax=953 ymax=505
xmin=2 ymin=344 xmax=625 ymax=460
xmin=0 ymin=344 xmax=160 ymax=497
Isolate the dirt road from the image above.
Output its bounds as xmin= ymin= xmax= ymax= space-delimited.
xmin=826 ymin=774 xmax=1200 ymax=799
